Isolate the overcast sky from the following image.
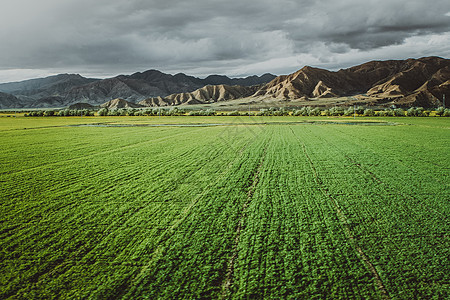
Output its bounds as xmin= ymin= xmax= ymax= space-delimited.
xmin=1 ymin=0 xmax=449 ymax=83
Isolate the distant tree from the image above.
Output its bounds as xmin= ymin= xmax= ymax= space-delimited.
xmin=257 ymin=109 xmax=269 ymax=116
xmin=329 ymin=107 xmax=344 ymax=116
xmin=436 ymin=106 xmax=445 ymax=116
xmin=416 ymin=107 xmax=425 ymax=117
xmin=435 ymin=106 xmax=445 ymax=116
xmin=393 ymin=108 xmax=405 ymax=116
xmin=355 ymin=106 xmax=365 ymax=115
xmin=69 ymin=109 xmax=80 ymax=116
xmin=384 ymin=109 xmax=394 ymax=116
xmin=227 ymin=110 xmax=240 ymax=116
xmin=168 ymin=107 xmax=177 ymax=116
xmin=310 ymin=107 xmax=321 ymax=116
xmin=374 ymin=110 xmax=383 ymax=116
xmin=107 ymin=109 xmax=119 ymax=116
xmin=301 ymin=107 xmax=310 ymax=116
xmin=81 ymin=109 xmax=93 ymax=116
xmin=142 ymin=108 xmax=153 ymax=116
xmin=98 ymin=108 xmax=108 ymax=116
xmin=344 ymin=107 xmax=354 ymax=116
xmin=406 ymin=107 xmax=425 ymax=117
xmin=126 ymin=108 xmax=138 ymax=116
xmin=273 ymin=108 xmax=289 ymax=116
xmin=409 ymin=107 xmax=421 ymax=116
xmin=295 ymin=107 xmax=306 ymax=116
xmin=117 ymin=108 xmax=127 ymax=116
xmin=292 ymin=109 xmax=301 ymax=116
xmin=363 ymin=108 xmax=374 ymax=116
xmin=153 ymin=108 xmax=162 ymax=116
xmin=204 ymin=109 xmax=216 ymax=116
xmin=188 ymin=109 xmax=215 ymax=116
xmin=406 ymin=107 xmax=416 ymax=117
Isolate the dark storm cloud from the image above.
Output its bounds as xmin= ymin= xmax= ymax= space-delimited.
xmin=284 ymin=0 xmax=450 ymax=50
xmin=0 ymin=0 xmax=449 ymax=82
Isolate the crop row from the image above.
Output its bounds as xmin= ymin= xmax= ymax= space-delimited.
xmin=1 ymin=119 xmax=448 ymax=298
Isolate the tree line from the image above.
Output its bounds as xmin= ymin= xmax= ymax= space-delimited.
xmin=23 ymin=106 xmax=450 ymax=117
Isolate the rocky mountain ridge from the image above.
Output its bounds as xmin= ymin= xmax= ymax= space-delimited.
xmin=0 ymin=70 xmax=275 ymax=108
xmin=138 ymin=84 xmax=260 ymax=107
xmin=253 ymin=56 xmax=449 ymax=107
xmin=133 ymin=56 xmax=448 ymax=108
xmin=0 ymin=57 xmax=448 ymax=109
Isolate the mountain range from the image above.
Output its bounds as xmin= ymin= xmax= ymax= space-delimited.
xmin=0 ymin=56 xmax=448 ymax=109
xmin=253 ymin=56 xmax=448 ymax=107
xmin=0 ymin=71 xmax=275 ymax=108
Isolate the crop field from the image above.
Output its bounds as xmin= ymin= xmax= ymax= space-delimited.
xmin=0 ymin=116 xmax=449 ymax=299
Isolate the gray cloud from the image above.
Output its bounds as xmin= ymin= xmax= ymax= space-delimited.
xmin=0 ymin=0 xmax=449 ymax=82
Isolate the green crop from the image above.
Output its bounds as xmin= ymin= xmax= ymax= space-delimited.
xmin=0 ymin=116 xmax=448 ymax=299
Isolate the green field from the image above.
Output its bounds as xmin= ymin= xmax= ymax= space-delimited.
xmin=1 ymin=116 xmax=449 ymax=299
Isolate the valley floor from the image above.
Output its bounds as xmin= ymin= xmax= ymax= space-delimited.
xmin=0 ymin=116 xmax=449 ymax=299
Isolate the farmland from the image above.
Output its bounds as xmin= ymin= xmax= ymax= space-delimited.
xmin=0 ymin=116 xmax=449 ymax=299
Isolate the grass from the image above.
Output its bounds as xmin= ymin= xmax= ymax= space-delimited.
xmin=0 ymin=116 xmax=449 ymax=299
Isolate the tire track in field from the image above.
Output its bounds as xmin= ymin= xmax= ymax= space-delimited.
xmin=299 ymin=125 xmax=447 ymax=225
xmin=322 ymin=127 xmax=448 ymax=221
xmin=0 ymin=127 xmax=207 ymax=177
xmin=291 ymin=127 xmax=448 ymax=288
xmin=125 ymin=131 xmax=258 ymax=297
xmin=340 ymin=152 xmax=448 ymax=221
xmin=331 ymin=126 xmax=448 ymax=185
xmin=2 ymin=128 xmax=238 ymax=235
xmin=3 ymin=134 xmax=238 ymax=259
xmin=220 ymin=142 xmax=268 ymax=300
xmin=0 ymin=133 xmax=198 ymax=200
xmin=0 ymin=129 xmax=239 ymax=295
xmin=289 ymin=126 xmax=390 ymax=300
